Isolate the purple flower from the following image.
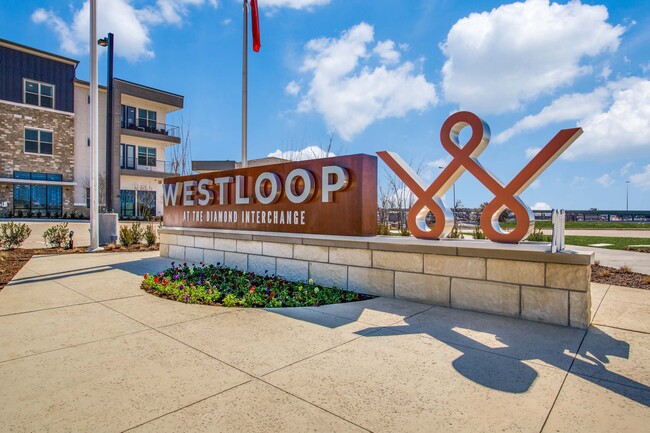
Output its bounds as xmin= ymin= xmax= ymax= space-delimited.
xmin=185 ymin=294 xmax=190 ymax=303
xmin=179 ymin=285 xmax=185 ymax=290
xmin=173 ymin=274 xmax=179 ymax=280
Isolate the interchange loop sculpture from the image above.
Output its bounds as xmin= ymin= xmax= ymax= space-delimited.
xmin=378 ymin=111 xmax=583 ymax=243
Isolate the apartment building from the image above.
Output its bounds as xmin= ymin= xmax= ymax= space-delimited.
xmin=0 ymin=38 xmax=184 ymax=218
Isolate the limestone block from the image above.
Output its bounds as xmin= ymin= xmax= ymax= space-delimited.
xmin=294 ymin=245 xmax=329 ymax=262
xmin=373 ymin=251 xmax=423 ymax=273
xmin=451 ymin=279 xmax=519 ymax=317
xmin=329 ymin=247 xmax=372 ymax=267
xmin=185 ymin=247 xmax=204 ymax=264
xmin=395 ymin=272 xmax=450 ymax=306
xmin=570 ymin=291 xmax=592 ymax=329
xmin=237 ymin=240 xmax=263 ymax=255
xmin=276 ymin=258 xmax=309 ymax=282
xmin=521 ymin=286 xmax=569 ymax=326
xmin=214 ymin=238 xmax=237 ymax=252
xmin=424 ymin=255 xmax=486 ymax=279
xmin=248 ymin=255 xmax=276 ymax=276
xmin=159 ymin=243 xmax=170 ymax=257
xmin=194 ymin=236 xmax=214 ymax=250
xmin=547 ymin=264 xmax=590 ymax=292
xmin=487 ymin=259 xmax=544 ymax=286
xmin=204 ymin=250 xmax=225 ymax=266
xmin=225 ymin=252 xmax=248 ymax=271
xmin=159 ymin=233 xmax=178 ymax=245
xmin=177 ymin=235 xmax=195 ymax=247
xmin=168 ymin=245 xmax=185 ymax=261
xmin=348 ymin=267 xmax=394 ymax=297
xmin=309 ymin=262 xmax=347 ymax=289
xmin=262 ymin=242 xmax=294 ymax=259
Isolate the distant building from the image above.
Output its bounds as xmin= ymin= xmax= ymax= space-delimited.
xmin=0 ymin=38 xmax=183 ymax=218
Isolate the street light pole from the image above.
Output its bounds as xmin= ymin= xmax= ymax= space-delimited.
xmin=98 ymin=33 xmax=114 ymax=213
xmin=88 ymin=0 xmax=102 ymax=252
xmin=626 ymin=180 xmax=630 ymax=211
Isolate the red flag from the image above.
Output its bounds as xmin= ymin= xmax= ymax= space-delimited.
xmin=250 ymin=0 xmax=261 ymax=52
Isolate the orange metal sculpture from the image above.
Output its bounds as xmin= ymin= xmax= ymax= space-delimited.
xmin=378 ymin=111 xmax=582 ymax=243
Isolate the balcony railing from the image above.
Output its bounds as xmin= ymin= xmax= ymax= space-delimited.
xmin=121 ymin=120 xmax=180 ymax=137
xmin=121 ymin=158 xmax=178 ymax=175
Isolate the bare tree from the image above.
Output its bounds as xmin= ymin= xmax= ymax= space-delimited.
xmin=134 ymin=185 xmax=157 ymax=220
xmin=169 ymin=115 xmax=193 ymax=176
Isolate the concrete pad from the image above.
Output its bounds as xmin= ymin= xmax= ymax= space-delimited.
xmin=265 ymin=329 xmax=567 ymax=433
xmin=130 ymin=379 xmax=366 ymax=433
xmin=590 ymin=283 xmax=609 ymax=322
xmin=161 ymin=308 xmax=373 ymax=376
xmin=542 ymin=374 xmax=650 ymax=433
xmin=55 ymin=270 xmax=145 ymax=301
xmin=594 ymin=286 xmax=650 ymax=333
xmin=306 ymin=297 xmax=433 ymax=327
xmin=393 ymin=306 xmax=585 ymax=370
xmin=103 ymin=294 xmax=227 ymax=328
xmin=0 ymin=303 xmax=147 ymax=362
xmin=0 ymin=279 xmax=92 ymax=316
xmin=0 ymin=330 xmax=251 ymax=433
xmin=570 ymin=325 xmax=650 ymax=390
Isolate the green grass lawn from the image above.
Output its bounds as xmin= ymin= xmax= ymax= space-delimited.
xmin=500 ymin=221 xmax=650 ymax=230
xmin=564 ymin=236 xmax=650 ymax=250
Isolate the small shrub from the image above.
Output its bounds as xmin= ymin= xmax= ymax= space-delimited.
xmin=619 ymin=265 xmax=632 ymax=274
xmin=399 ymin=226 xmax=410 ymax=236
xmin=0 ymin=222 xmax=32 ymax=250
xmin=599 ymin=269 xmax=611 ymax=278
xmin=377 ymin=223 xmax=390 ymax=235
xmin=144 ymin=223 xmax=157 ymax=246
xmin=447 ymin=224 xmax=464 ymax=239
xmin=130 ymin=221 xmax=144 ymax=244
xmin=222 ymin=294 xmax=239 ymax=307
xmin=594 ymin=260 xmax=600 ymax=266
xmin=119 ymin=225 xmax=133 ymax=246
xmin=43 ymin=222 xmax=70 ymax=248
xmin=645 ymin=276 xmax=650 ymax=285
xmin=472 ymin=225 xmax=486 ymax=239
xmin=526 ymin=227 xmax=551 ymax=242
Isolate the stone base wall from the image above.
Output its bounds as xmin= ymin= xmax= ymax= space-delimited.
xmin=159 ymin=228 xmax=594 ymax=329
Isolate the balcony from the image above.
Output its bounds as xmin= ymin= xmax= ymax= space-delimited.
xmin=121 ymin=120 xmax=181 ymax=144
xmin=120 ymin=158 xmax=178 ymax=179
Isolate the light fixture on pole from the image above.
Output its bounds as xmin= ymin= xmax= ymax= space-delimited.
xmin=88 ymin=0 xmax=102 ymax=252
xmin=98 ymin=33 xmax=114 ymax=213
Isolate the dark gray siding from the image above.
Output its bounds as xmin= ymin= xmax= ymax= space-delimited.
xmin=0 ymin=46 xmax=75 ymax=113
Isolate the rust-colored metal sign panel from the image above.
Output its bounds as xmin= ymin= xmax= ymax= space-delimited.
xmin=163 ymin=154 xmax=377 ymax=236
xmin=379 ymin=111 xmax=582 ymax=243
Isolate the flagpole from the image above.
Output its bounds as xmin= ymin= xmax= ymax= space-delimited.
xmin=242 ymin=0 xmax=248 ymax=168
xmin=88 ymin=0 xmax=102 ymax=252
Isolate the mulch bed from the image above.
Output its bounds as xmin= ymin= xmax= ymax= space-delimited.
xmin=0 ymin=244 xmax=159 ymax=292
xmin=1 ymin=246 xmax=649 ymax=292
xmin=591 ymin=264 xmax=650 ymax=290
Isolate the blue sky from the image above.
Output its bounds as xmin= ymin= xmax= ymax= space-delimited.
xmin=2 ymin=0 xmax=649 ymax=210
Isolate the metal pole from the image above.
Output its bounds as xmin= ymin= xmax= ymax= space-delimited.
xmin=88 ymin=0 xmax=101 ymax=251
xmin=105 ymin=33 xmax=114 ymax=212
xmin=453 ymin=183 xmax=456 ymax=225
xmin=241 ymin=0 xmax=248 ymax=168
xmin=626 ymin=180 xmax=630 ymax=211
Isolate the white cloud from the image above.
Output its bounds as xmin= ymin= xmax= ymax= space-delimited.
xmin=530 ymin=179 xmax=541 ymax=189
xmin=267 ymin=145 xmax=335 ymax=161
xmin=295 ymin=23 xmax=437 ymax=141
xmin=285 ymin=80 xmax=301 ymax=96
xmin=261 ymin=0 xmax=330 ymax=10
xmin=223 ymin=18 xmax=232 ymax=25
xmin=566 ymin=78 xmax=650 ymax=160
xmin=620 ymin=162 xmax=634 ymax=177
xmin=373 ymin=40 xmax=400 ymax=65
xmin=441 ymin=0 xmax=624 ymax=114
xmin=32 ymin=0 xmax=217 ymax=62
xmin=595 ymin=173 xmax=614 ymax=187
xmin=630 ymin=165 xmax=650 ymax=190
xmin=495 ymin=89 xmax=609 ymax=144
xmin=532 ymin=202 xmax=551 ymax=211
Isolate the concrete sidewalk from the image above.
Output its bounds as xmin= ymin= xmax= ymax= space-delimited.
xmin=0 ymin=252 xmax=648 ymax=432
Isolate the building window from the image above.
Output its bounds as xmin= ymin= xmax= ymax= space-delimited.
xmin=137 ymin=191 xmax=156 ymax=217
xmin=120 ymin=190 xmax=135 ymax=217
xmin=137 ymin=146 xmax=156 ymax=167
xmin=120 ymin=144 xmax=136 ymax=169
xmin=12 ymin=172 xmax=62 ymax=216
xmin=121 ymin=105 xmax=136 ymax=129
xmin=24 ymin=128 xmax=53 ymax=155
xmin=138 ymin=109 xmax=157 ymax=130
xmin=24 ymin=79 xmax=55 ymax=108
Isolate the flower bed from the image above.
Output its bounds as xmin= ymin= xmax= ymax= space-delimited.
xmin=141 ymin=262 xmax=371 ymax=307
